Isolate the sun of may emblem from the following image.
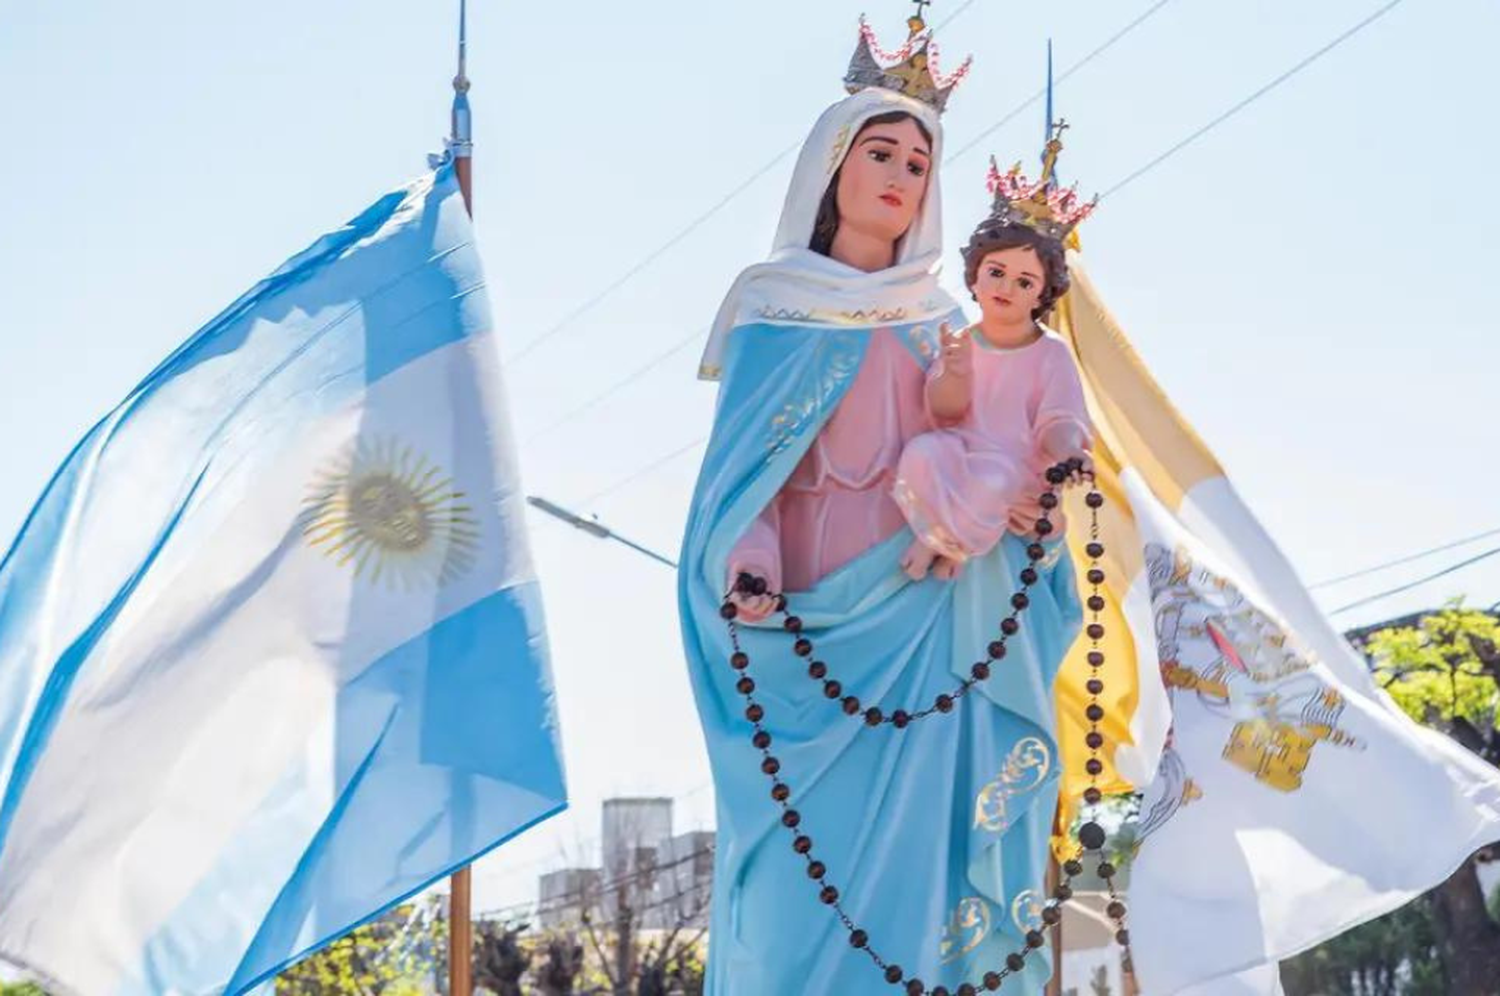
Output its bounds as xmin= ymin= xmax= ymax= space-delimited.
xmin=301 ymin=438 xmax=479 ymax=589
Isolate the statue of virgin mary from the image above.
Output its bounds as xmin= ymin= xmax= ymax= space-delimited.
xmin=678 ymin=14 xmax=1079 ymax=994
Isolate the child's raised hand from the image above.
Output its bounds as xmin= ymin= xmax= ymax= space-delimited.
xmin=938 ymin=322 xmax=972 ymax=377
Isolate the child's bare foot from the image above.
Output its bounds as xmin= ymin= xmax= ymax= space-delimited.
xmin=932 ymin=555 xmax=964 ymax=581
xmin=900 ymin=538 xmax=941 ymax=581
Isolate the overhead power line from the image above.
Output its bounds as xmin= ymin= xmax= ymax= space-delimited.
xmin=1102 ymin=0 xmax=1407 ymax=198
xmin=1329 ymin=546 xmax=1500 ymax=617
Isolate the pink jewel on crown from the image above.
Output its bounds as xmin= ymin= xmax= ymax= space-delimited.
xmin=983 ymin=121 xmax=1099 ymax=242
xmin=843 ymin=12 xmax=973 ymax=114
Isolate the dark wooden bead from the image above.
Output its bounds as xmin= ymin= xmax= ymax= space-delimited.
xmin=1064 ymin=859 xmax=1083 ymax=877
xmin=745 ymin=704 xmax=764 ymax=723
xmin=935 ymin=694 xmax=954 ymax=713
xmin=1020 ymin=567 xmax=1039 ymax=586
xmin=1098 ymin=862 xmax=1117 ymax=880
xmin=1107 ymin=900 xmax=1127 ymax=920
xmin=849 ymin=929 xmax=868 ymax=948
xmin=1115 ymin=929 xmax=1130 ymax=947
xmin=842 ymin=696 xmax=862 ymax=715
xmin=892 ymin=710 xmax=911 ymax=729
xmin=1086 ymin=704 xmax=1105 ymax=722
xmin=809 ymin=661 xmax=828 ymax=679
xmin=934 ymin=987 xmax=951 ymax=996
xmin=1012 ymin=592 xmax=1030 ymax=611
xmin=771 ymin=783 xmax=790 ymax=802
xmin=753 ymin=731 xmax=771 ymax=749
xmin=1084 ymin=787 xmax=1103 ymax=805
xmin=783 ymin=615 xmax=804 ymax=633
xmin=781 ymin=810 xmax=801 ymax=828
xmin=793 ymin=835 xmax=812 ymax=854
xmin=1055 ymin=883 xmax=1073 ymax=902
xmin=1087 ymin=732 xmax=1105 ymax=750
xmin=819 ymin=885 xmax=838 ymax=904
xmin=1040 ymin=492 xmax=1059 ymax=510
xmin=774 ymin=594 xmax=788 ymax=612
xmin=957 ymin=985 xmax=976 ymax=996
xmin=731 ymin=652 xmax=750 ymax=670
xmin=719 ymin=602 xmax=738 ymax=620
xmin=761 ymin=757 xmax=781 ymax=775
xmin=1042 ymin=905 xmax=1062 ymax=925
xmin=885 ymin=966 xmax=904 ymax=984
xmin=1065 ymin=456 xmax=1084 ymax=473
xmin=1086 ymin=491 xmax=1104 ymax=509
xmin=1087 ymin=623 xmax=1106 ymax=640
xmin=1087 ymin=568 xmax=1106 ymax=585
xmin=1088 ymin=595 xmax=1107 ymax=612
xmin=1046 ymin=466 xmax=1067 ymax=485
xmin=907 ymin=981 xmax=925 ymax=996
xmin=1079 ymin=821 xmax=1107 ymax=851
xmin=864 ymin=707 xmax=884 ymax=726
xmin=1026 ymin=929 xmax=1045 ymax=949
xmin=1085 ymin=542 xmax=1105 ymax=559
xmin=823 ymin=681 xmax=842 ymax=699
xmin=1086 ymin=679 xmax=1105 ymax=695
xmin=1086 ymin=759 xmax=1105 ymax=776
xmin=1087 ymin=651 xmax=1105 ymax=667
xmin=1001 ymin=618 xmax=1020 ymax=636
xmin=794 ymin=638 xmax=813 ymax=657
xmin=1027 ymin=543 xmax=1047 ymax=561
xmin=971 ymin=662 xmax=991 ymax=681
xmin=735 ymin=572 xmax=756 ymax=594
xmin=737 ymin=677 xmax=756 ymax=695
xmin=988 ymin=640 xmax=1008 ymax=659
xmin=1034 ymin=518 xmax=1054 ymax=537
xmin=807 ymin=860 xmax=826 ymax=879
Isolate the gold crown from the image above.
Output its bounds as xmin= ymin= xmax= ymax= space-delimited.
xmin=843 ymin=11 xmax=972 ymax=114
xmin=984 ymin=121 xmax=1099 ymax=243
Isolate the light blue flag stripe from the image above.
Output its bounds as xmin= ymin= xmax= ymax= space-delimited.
xmin=0 ymin=164 xmax=567 ymax=995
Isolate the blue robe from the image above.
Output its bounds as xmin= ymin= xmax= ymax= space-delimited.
xmin=679 ymin=319 xmax=1082 ymax=994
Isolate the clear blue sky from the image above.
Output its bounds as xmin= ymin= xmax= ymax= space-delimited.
xmin=2 ymin=0 xmax=1497 ymax=916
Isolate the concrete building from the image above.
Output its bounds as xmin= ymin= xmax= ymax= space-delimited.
xmin=537 ymin=867 xmax=602 ymax=930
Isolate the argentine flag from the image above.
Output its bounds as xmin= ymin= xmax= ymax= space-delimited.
xmin=0 ymin=165 xmax=567 ymax=993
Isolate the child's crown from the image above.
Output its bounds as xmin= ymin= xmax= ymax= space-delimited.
xmin=985 ymin=121 xmax=1099 ymax=242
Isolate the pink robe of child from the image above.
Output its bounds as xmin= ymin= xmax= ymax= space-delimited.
xmin=894 ymin=327 xmax=1092 ymax=562
xmin=727 ymin=329 xmax=932 ymax=593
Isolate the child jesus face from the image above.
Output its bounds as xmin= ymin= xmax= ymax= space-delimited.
xmin=971 ymin=245 xmax=1047 ymax=327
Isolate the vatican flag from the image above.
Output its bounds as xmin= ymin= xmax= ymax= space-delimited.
xmin=1049 ymin=257 xmax=1500 ymax=993
xmin=0 ymin=165 xmax=566 ymax=994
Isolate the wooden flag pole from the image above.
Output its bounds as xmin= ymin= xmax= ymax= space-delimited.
xmin=447 ymin=3 xmax=475 ymax=995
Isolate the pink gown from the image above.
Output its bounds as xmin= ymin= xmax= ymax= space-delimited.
xmin=728 ymin=329 xmax=932 ymax=593
xmin=894 ymin=328 xmax=1092 ymax=562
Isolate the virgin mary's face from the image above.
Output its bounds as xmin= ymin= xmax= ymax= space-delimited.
xmin=834 ymin=118 xmax=933 ymax=247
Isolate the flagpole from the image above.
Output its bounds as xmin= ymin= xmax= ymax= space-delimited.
xmin=447 ymin=3 xmax=475 ymax=994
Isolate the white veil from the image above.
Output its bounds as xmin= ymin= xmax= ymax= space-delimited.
xmin=698 ymin=87 xmax=959 ymax=380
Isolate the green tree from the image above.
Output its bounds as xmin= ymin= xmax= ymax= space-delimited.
xmin=1283 ymin=605 xmax=1500 ymax=995
xmin=0 ymin=983 xmax=52 ymax=996
xmin=276 ymin=904 xmax=438 ymax=996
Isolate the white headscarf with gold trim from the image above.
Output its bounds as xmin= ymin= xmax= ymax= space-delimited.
xmin=697 ymin=88 xmax=959 ymax=380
